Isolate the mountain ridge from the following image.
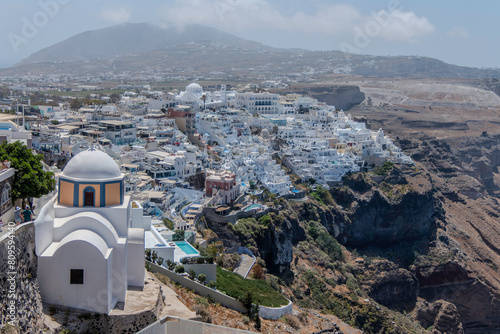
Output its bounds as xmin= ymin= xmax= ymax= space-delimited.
xmin=18 ymin=22 xmax=266 ymax=65
xmin=4 ymin=22 xmax=500 ymax=80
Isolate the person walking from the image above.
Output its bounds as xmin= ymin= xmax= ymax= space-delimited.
xmin=14 ymin=206 xmax=22 ymax=225
xmin=22 ymin=205 xmax=33 ymax=223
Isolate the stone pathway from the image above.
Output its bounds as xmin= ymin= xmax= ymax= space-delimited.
xmin=148 ymin=272 xmax=198 ymax=320
xmin=233 ymin=254 xmax=255 ymax=278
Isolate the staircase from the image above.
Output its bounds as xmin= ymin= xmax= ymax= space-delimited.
xmin=233 ymin=254 xmax=255 ymax=278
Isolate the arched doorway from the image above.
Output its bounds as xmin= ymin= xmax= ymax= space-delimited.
xmin=84 ymin=187 xmax=95 ymax=207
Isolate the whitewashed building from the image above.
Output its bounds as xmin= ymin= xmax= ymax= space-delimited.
xmin=35 ymin=149 xmax=147 ymax=314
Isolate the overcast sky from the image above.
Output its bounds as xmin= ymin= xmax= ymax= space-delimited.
xmin=0 ymin=0 xmax=498 ymax=69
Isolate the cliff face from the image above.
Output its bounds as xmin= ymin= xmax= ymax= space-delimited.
xmin=276 ymin=85 xmax=365 ymax=110
xmin=328 ymin=167 xmax=438 ymax=248
xmin=204 ymin=207 xmax=306 ymax=275
xmin=397 ymin=134 xmax=500 ymax=331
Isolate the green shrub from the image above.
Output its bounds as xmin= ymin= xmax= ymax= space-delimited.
xmin=188 ymin=268 xmax=196 ymax=280
xmin=175 ymin=265 xmax=184 ymax=274
xmin=198 ymin=274 xmax=206 ymax=283
xmin=310 ymin=186 xmax=334 ymax=205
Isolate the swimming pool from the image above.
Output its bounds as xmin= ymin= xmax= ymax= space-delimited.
xmin=244 ymin=203 xmax=262 ymax=212
xmin=174 ymin=241 xmax=199 ymax=255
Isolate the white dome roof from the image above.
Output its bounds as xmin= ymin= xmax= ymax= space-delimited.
xmin=186 ymin=83 xmax=203 ymax=94
xmin=61 ymin=149 xmax=121 ymax=180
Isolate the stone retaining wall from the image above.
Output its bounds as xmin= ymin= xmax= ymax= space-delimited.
xmin=148 ymin=262 xmax=247 ymax=314
xmin=0 ymin=222 xmax=44 ymax=333
xmin=259 ymin=300 xmax=293 ymax=320
xmin=148 ymin=262 xmax=293 ymax=320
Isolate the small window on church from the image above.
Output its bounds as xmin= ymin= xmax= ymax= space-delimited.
xmin=70 ymin=269 xmax=84 ymax=284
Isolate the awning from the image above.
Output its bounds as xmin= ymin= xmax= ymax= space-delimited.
xmin=215 ymin=206 xmax=230 ymax=212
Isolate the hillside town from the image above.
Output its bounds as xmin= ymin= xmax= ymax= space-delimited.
xmin=0 ymin=82 xmax=413 ymax=333
xmin=1 ymin=81 xmax=411 ymax=216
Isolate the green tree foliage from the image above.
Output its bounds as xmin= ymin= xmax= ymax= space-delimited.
xmin=0 ymin=141 xmax=56 ymax=201
xmin=307 ymin=221 xmax=344 ymax=262
xmin=166 ymin=259 xmax=175 ymax=271
xmin=110 ymin=93 xmax=121 ymax=103
xmin=239 ymin=291 xmax=254 ymax=315
xmin=258 ymin=214 xmax=271 ymax=226
xmin=310 ymin=186 xmax=334 ymax=205
xmin=373 ymin=161 xmax=394 ymax=175
xmin=70 ymin=99 xmax=83 ymax=110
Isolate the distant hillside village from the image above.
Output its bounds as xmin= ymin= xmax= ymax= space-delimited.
xmin=0 ymin=82 xmax=412 ymax=333
xmin=3 ymin=81 xmax=411 ymax=194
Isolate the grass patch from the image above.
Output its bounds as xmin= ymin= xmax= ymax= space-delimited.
xmin=216 ymin=267 xmax=288 ymax=307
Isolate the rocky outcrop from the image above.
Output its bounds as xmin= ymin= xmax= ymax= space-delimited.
xmin=331 ymin=167 xmax=438 ymax=247
xmin=365 ymin=261 xmax=419 ymax=312
xmin=307 ymin=86 xmax=365 ymax=111
xmin=204 ymin=208 xmax=306 ymax=275
xmin=0 ymin=223 xmax=44 ymax=334
xmin=413 ymin=299 xmax=464 ymax=334
xmin=415 ymin=262 xmax=469 ymax=287
xmin=282 ymin=85 xmax=365 ymax=110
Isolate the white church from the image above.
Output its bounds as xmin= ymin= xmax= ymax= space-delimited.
xmin=35 ymin=148 xmax=146 ymax=314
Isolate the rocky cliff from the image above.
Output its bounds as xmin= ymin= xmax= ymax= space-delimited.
xmin=331 ymin=168 xmax=438 ymax=247
xmin=275 ymin=85 xmax=365 ymax=111
xmin=204 ymin=207 xmax=306 ymax=275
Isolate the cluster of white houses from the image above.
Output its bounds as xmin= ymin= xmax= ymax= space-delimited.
xmin=1 ymin=82 xmax=413 ymax=317
xmin=10 ymin=82 xmax=412 ymax=205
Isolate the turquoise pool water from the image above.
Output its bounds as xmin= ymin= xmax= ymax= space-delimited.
xmin=174 ymin=241 xmax=199 ymax=255
xmin=244 ymin=204 xmax=262 ymax=212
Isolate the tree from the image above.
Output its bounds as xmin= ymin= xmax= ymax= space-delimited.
xmin=239 ymin=292 xmax=254 ymax=316
xmin=198 ymin=274 xmax=206 ymax=283
xmin=157 ymin=257 xmax=164 ymax=266
xmin=166 ymin=259 xmax=175 ymax=271
xmin=70 ymin=99 xmax=83 ymax=111
xmin=0 ymin=141 xmax=56 ymax=202
xmin=110 ymin=93 xmax=120 ymax=103
xmin=151 ymin=250 xmax=158 ymax=264
xmin=201 ymin=93 xmax=207 ymax=110
xmin=145 ymin=249 xmax=152 ymax=262
xmin=175 ymin=265 xmax=184 ymax=274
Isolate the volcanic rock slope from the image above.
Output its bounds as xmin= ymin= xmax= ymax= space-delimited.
xmin=347 ymin=79 xmax=500 ymax=332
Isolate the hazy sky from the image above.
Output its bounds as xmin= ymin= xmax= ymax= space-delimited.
xmin=0 ymin=0 xmax=498 ymax=69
